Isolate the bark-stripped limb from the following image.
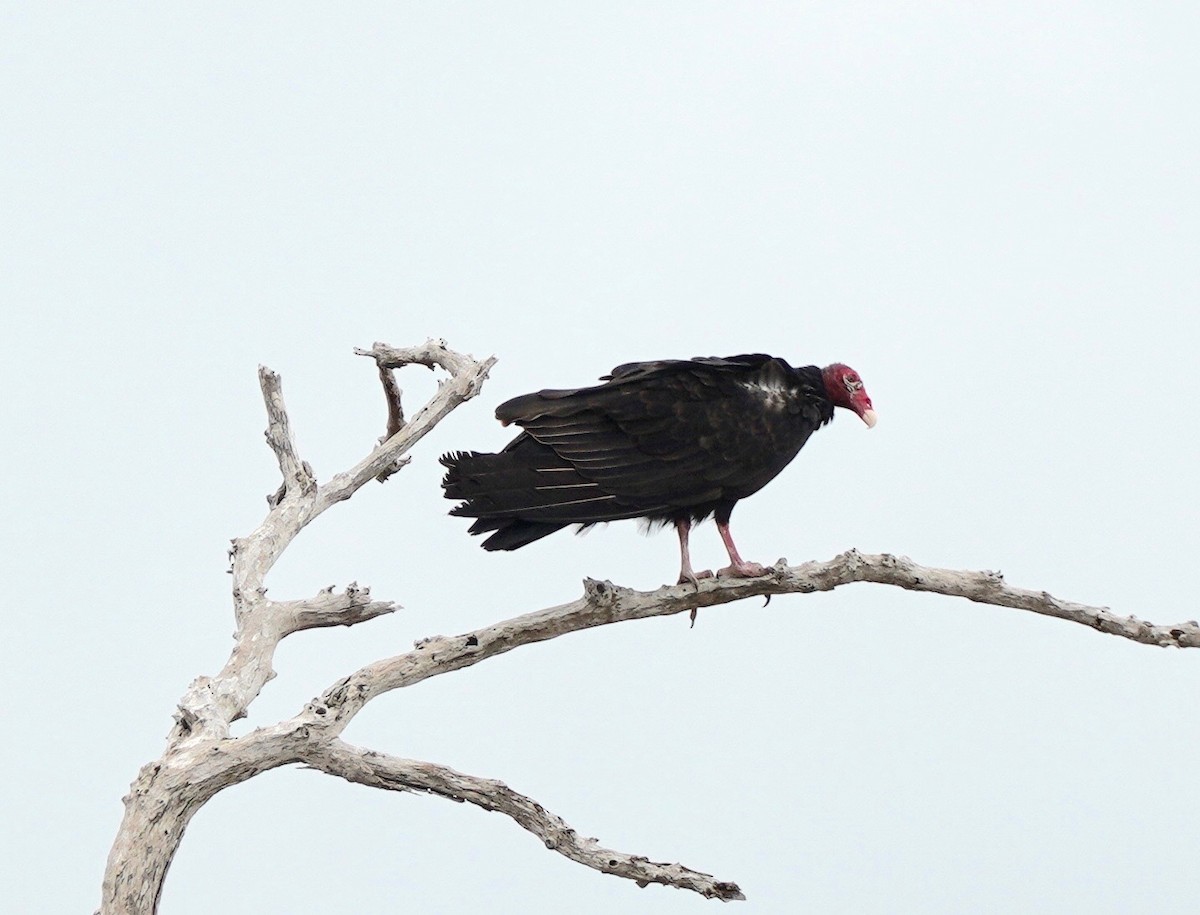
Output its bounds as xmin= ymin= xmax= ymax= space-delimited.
xmin=304 ymin=740 xmax=745 ymax=901
xmin=355 ymin=337 xmax=488 ymax=377
xmin=279 ymin=583 xmax=398 ymax=635
xmin=784 ymin=550 xmax=1200 ymax=647
xmin=378 ymin=363 xmax=405 ymax=437
xmin=307 ymin=551 xmax=1199 ymax=728
xmin=203 ymin=342 xmax=493 ymax=733
xmin=259 ymin=367 xmax=315 ymax=506
xmin=156 ymin=546 xmax=1183 ymax=907
xmin=179 ymin=350 xmax=477 ymax=740
xmin=327 ymin=340 xmax=497 ymax=498
xmin=101 ymin=340 xmax=494 ymax=915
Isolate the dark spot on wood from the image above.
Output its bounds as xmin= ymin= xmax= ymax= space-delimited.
xmin=465 ymin=635 xmax=479 ymax=647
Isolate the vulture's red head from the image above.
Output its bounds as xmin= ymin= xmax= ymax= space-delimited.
xmin=821 ymin=363 xmax=877 ymax=428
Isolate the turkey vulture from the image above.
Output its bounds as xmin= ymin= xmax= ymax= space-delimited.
xmin=440 ymin=354 xmax=875 ymax=584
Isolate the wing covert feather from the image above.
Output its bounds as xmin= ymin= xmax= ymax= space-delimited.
xmin=491 ymin=356 xmax=827 ymax=507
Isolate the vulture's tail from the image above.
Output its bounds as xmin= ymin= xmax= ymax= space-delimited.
xmin=439 ymin=436 xmax=581 ymax=550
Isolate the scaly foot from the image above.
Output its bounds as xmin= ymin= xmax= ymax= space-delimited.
xmin=716 ymin=560 xmax=768 ymax=579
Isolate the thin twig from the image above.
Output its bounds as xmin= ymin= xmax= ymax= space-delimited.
xmin=378 ymin=364 xmax=405 ymax=438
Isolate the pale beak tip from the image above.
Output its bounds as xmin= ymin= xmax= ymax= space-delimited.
xmin=861 ymin=409 xmax=878 ymax=428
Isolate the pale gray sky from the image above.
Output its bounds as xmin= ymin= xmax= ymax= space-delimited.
xmin=4 ymin=3 xmax=1199 ymax=913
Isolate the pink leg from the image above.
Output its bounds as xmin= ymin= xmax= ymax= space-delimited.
xmin=715 ymin=521 xmax=768 ymax=578
xmin=675 ymin=519 xmax=714 ymax=586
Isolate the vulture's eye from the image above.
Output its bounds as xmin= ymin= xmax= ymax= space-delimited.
xmin=844 ymin=377 xmax=862 ymax=392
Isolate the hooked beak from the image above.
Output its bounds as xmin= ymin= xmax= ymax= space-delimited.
xmin=859 ymin=408 xmax=877 ymax=428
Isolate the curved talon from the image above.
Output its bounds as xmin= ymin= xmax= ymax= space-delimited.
xmin=677 ymin=569 xmax=714 ymax=588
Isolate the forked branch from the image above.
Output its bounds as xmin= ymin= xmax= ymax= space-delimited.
xmin=101 ymin=340 xmax=500 ymax=914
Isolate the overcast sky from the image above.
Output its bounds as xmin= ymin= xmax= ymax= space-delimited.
xmin=4 ymin=3 xmax=1200 ymax=913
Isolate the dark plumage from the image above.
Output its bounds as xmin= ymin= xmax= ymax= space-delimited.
xmin=441 ymin=354 xmax=875 ymax=583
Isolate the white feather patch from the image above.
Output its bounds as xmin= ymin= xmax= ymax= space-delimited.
xmin=739 ymin=378 xmax=791 ymax=410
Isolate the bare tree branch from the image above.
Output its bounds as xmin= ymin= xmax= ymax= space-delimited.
xmin=182 ymin=339 xmax=496 ymax=738
xmin=300 ymin=551 xmax=1200 ymax=734
xmin=356 ymin=338 xmax=486 ymax=377
xmin=372 ymin=363 xmax=407 ymax=481
xmin=101 ymin=340 xmax=495 ymax=914
xmin=335 ymin=339 xmax=497 ymax=499
xmin=259 ymin=366 xmax=315 ymax=506
xmin=304 ymin=740 xmax=746 ymax=901
xmin=278 ymin=582 xmax=398 ymax=635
